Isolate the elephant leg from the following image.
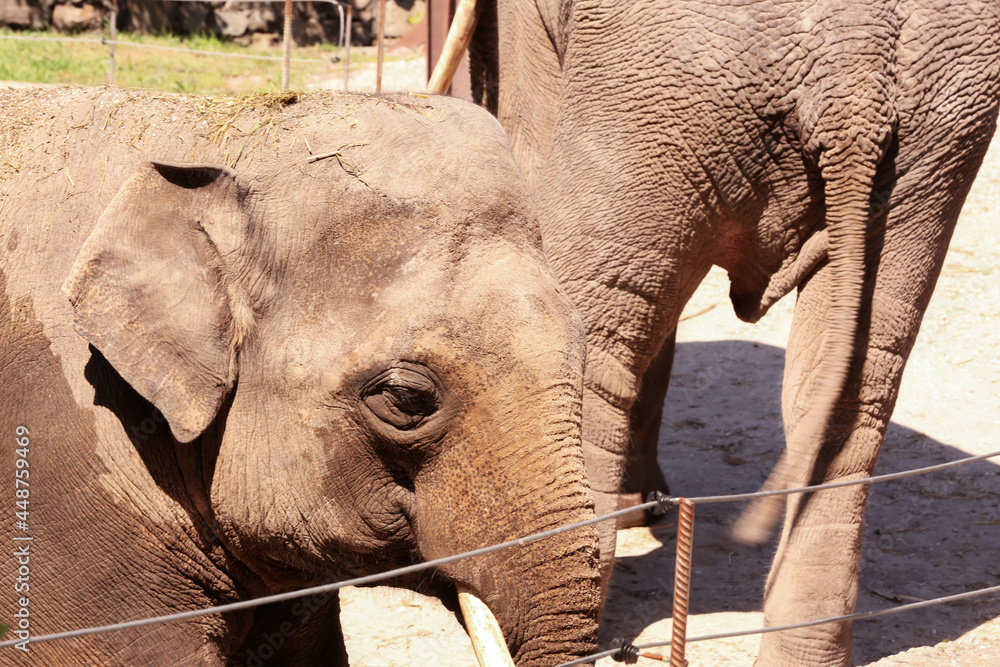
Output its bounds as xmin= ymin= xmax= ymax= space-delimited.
xmin=757 ymin=130 xmax=993 ymax=665
xmin=618 ymin=329 xmax=674 ymax=528
xmin=757 ymin=282 xmax=899 ymax=666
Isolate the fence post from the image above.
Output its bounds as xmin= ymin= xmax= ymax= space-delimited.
xmin=344 ymin=3 xmax=352 ymax=90
xmin=107 ymin=0 xmax=117 ymax=85
xmin=282 ymin=0 xmax=293 ymax=90
xmin=376 ymin=0 xmax=387 ymax=94
xmin=670 ymin=499 xmax=695 ymax=667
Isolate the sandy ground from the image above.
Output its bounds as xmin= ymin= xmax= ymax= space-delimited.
xmin=332 ymin=70 xmax=1000 ymax=665
xmin=307 ymin=47 xmax=428 ymax=94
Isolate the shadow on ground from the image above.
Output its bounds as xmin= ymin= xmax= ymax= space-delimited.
xmin=600 ymin=339 xmax=1000 ymax=664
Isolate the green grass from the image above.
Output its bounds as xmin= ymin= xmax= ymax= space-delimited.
xmin=0 ymin=28 xmax=380 ymax=95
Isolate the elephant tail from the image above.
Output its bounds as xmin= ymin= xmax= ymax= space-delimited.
xmin=733 ymin=136 xmax=889 ymax=546
xmin=467 ymin=0 xmax=499 ymax=115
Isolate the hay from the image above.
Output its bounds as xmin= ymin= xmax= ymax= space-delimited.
xmin=198 ymin=91 xmax=300 ymax=146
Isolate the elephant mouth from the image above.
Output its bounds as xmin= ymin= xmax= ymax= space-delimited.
xmin=457 ymin=583 xmax=517 ymax=666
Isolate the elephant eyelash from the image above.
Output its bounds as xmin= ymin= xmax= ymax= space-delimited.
xmin=382 ymin=385 xmax=438 ymax=415
xmin=361 ymin=366 xmax=443 ymax=431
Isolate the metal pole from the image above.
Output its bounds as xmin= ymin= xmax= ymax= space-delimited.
xmin=376 ymin=0 xmax=387 ymax=94
xmin=344 ymin=4 xmax=352 ymax=90
xmin=282 ymin=0 xmax=293 ymax=90
xmin=336 ymin=4 xmax=344 ymax=51
xmin=670 ymin=499 xmax=695 ymax=667
xmin=107 ymin=0 xmax=117 ymax=85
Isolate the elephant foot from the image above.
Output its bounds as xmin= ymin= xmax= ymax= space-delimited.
xmin=616 ymin=491 xmax=672 ymax=529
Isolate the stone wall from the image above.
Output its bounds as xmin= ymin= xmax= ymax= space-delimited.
xmin=0 ymin=0 xmax=425 ymax=46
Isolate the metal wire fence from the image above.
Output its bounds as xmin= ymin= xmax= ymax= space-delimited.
xmin=0 ymin=0 xmax=353 ymax=90
xmin=3 ymin=5 xmax=995 ymax=664
xmin=556 ymin=582 xmax=1000 ymax=666
xmin=1 ymin=447 xmax=997 ymax=662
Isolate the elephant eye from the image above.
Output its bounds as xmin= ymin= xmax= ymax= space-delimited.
xmin=363 ymin=368 xmax=441 ymax=431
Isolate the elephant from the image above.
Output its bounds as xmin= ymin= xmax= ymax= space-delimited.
xmin=430 ymin=0 xmax=1000 ymax=664
xmin=0 ymin=87 xmax=602 ymax=665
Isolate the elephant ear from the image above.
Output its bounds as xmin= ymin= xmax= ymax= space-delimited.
xmin=63 ymin=162 xmax=254 ymax=443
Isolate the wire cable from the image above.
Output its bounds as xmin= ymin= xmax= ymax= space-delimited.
xmin=0 ymin=34 xmax=332 ymax=63
xmin=683 ymin=448 xmax=1000 ymax=505
xmin=1 ymin=449 xmax=996 ymax=650
xmin=103 ymin=39 xmax=333 ymax=63
xmin=554 ymin=582 xmax=1000 ymax=666
xmin=0 ymin=505 xmax=635 ymax=649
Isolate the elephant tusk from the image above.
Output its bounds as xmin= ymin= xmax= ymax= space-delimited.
xmin=426 ymin=0 xmax=482 ymax=95
xmin=457 ymin=584 xmax=516 ymax=667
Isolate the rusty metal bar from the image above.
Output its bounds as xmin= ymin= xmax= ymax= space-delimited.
xmin=343 ymin=4 xmax=352 ymax=90
xmin=376 ymin=0 xmax=387 ymax=94
xmin=281 ymin=0 xmax=293 ymax=90
xmin=107 ymin=0 xmax=117 ymax=85
xmin=670 ymin=499 xmax=695 ymax=667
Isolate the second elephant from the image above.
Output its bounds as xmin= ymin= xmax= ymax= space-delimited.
xmin=458 ymin=0 xmax=1000 ymax=664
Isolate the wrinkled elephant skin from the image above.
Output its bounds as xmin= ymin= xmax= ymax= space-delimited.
xmin=0 ymin=89 xmax=601 ymax=666
xmin=468 ymin=0 xmax=1000 ymax=664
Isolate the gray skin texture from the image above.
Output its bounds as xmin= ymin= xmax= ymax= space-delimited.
xmin=469 ymin=0 xmax=1000 ymax=664
xmin=0 ymin=88 xmax=601 ymax=666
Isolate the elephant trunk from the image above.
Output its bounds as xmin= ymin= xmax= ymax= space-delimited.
xmin=456 ymin=528 xmax=602 ymax=666
xmin=416 ymin=405 xmax=602 ymax=665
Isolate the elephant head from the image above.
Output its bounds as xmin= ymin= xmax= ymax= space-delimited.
xmin=60 ymin=98 xmax=601 ymax=665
